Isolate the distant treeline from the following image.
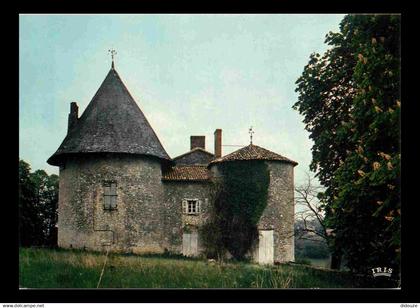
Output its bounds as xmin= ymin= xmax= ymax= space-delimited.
xmin=19 ymin=159 xmax=58 ymax=247
xmin=294 ymin=219 xmax=330 ymax=260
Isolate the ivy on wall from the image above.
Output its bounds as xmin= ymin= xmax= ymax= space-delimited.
xmin=200 ymin=160 xmax=270 ymax=260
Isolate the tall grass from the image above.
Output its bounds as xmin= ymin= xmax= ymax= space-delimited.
xmin=19 ymin=247 xmax=363 ymax=288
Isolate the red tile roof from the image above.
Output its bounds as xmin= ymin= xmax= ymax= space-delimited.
xmin=162 ymin=165 xmax=210 ymax=181
xmin=209 ymin=144 xmax=298 ymax=166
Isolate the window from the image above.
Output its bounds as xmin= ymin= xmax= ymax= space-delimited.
xmin=188 ymin=200 xmax=197 ymax=214
xmin=103 ymin=182 xmax=117 ymax=210
xmin=182 ymin=199 xmax=201 ymax=215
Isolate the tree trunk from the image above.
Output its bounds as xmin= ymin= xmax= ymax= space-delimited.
xmin=330 ymin=251 xmax=342 ymax=270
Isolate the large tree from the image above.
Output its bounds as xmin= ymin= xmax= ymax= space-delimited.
xmin=19 ymin=160 xmax=59 ymax=247
xmin=293 ymin=15 xmax=400 ymax=274
xmin=30 ymin=169 xmax=59 ymax=246
xmin=19 ymin=160 xmax=41 ymax=246
xmin=294 ymin=173 xmax=329 ymax=243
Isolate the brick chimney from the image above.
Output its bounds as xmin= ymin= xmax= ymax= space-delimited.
xmin=67 ymin=102 xmax=79 ymax=134
xmin=214 ymin=129 xmax=222 ymax=158
xmin=190 ymin=136 xmax=205 ymax=150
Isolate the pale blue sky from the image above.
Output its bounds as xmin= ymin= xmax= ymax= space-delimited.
xmin=19 ymin=14 xmax=344 ymax=186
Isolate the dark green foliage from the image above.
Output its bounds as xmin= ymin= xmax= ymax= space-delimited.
xmin=19 ymin=160 xmax=40 ymax=246
xmin=293 ymin=15 xmax=400 ymax=275
xmin=201 ymin=161 xmax=270 ymax=260
xmin=217 ymin=161 xmax=270 ymax=259
xmin=19 ymin=159 xmax=59 ymax=247
xmin=199 ymin=219 xmax=226 ymax=259
xmin=296 ymin=240 xmax=330 ymax=260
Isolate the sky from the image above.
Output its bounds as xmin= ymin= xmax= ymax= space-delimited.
xmin=19 ymin=14 xmax=344 ymax=188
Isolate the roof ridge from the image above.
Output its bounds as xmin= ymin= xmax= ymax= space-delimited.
xmin=172 ymin=147 xmax=215 ymax=160
xmin=111 ymin=69 xmax=170 ymax=160
xmin=208 ymin=143 xmax=298 ymax=166
xmin=47 ymin=67 xmax=171 ymax=166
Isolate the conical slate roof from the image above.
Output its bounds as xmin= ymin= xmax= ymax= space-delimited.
xmin=47 ymin=67 xmax=171 ymax=166
xmin=208 ymin=144 xmax=298 ymax=166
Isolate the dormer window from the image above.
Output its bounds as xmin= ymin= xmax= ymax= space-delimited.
xmin=103 ymin=182 xmax=117 ymax=210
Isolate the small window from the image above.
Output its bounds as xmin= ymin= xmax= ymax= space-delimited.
xmin=182 ymin=199 xmax=201 ymax=215
xmin=103 ymin=182 xmax=117 ymax=210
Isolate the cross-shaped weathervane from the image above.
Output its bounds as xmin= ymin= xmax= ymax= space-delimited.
xmin=108 ymin=49 xmax=117 ymax=68
xmin=249 ymin=126 xmax=254 ymax=145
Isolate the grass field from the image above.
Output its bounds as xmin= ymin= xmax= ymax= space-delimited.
xmin=19 ymin=247 xmax=379 ymax=288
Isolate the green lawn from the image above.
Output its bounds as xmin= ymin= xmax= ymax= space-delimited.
xmin=19 ymin=247 xmax=374 ymax=288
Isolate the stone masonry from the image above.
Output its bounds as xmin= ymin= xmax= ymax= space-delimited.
xmin=58 ymin=153 xmax=165 ymax=254
xmin=49 ymin=64 xmax=298 ymax=264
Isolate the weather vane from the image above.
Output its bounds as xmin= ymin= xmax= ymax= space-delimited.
xmin=108 ymin=49 xmax=117 ymax=69
xmin=249 ymin=126 xmax=254 ymax=145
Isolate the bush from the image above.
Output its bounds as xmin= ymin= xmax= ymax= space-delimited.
xmin=199 ymin=220 xmax=226 ymax=259
xmin=295 ymin=238 xmax=330 ymax=259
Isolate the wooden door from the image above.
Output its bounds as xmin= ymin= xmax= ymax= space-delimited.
xmin=182 ymin=232 xmax=198 ymax=256
xmin=258 ymin=230 xmax=274 ymax=265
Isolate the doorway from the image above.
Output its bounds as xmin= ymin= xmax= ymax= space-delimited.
xmin=182 ymin=232 xmax=198 ymax=256
xmin=258 ymin=229 xmax=274 ymax=265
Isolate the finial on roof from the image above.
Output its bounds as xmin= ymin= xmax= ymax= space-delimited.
xmin=108 ymin=48 xmax=117 ymax=69
xmin=249 ymin=126 xmax=254 ymax=145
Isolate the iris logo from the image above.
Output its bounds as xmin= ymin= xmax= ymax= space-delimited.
xmin=371 ymin=267 xmax=393 ymax=277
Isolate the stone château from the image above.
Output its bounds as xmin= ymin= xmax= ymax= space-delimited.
xmin=47 ymin=62 xmax=298 ymax=264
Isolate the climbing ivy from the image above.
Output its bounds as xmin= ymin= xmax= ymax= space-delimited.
xmin=201 ymin=160 xmax=270 ymax=260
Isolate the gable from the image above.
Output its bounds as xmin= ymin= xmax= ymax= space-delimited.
xmin=174 ymin=148 xmax=215 ymax=165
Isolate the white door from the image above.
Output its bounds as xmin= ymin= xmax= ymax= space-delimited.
xmin=258 ymin=230 xmax=274 ymax=265
xmin=182 ymin=232 xmax=198 ymax=256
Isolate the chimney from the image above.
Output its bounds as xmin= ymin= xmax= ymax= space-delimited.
xmin=191 ymin=136 xmax=205 ymax=150
xmin=67 ymin=102 xmax=79 ymax=134
xmin=214 ymin=129 xmax=222 ymax=158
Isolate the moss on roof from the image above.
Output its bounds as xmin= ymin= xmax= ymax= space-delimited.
xmin=48 ymin=67 xmax=171 ymax=166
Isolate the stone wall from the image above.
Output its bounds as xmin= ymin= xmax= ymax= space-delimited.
xmin=58 ymin=153 xmax=165 ymax=253
xmin=162 ymin=181 xmax=213 ymax=254
xmin=258 ymin=161 xmax=295 ymax=263
xmin=57 ymin=153 xmax=294 ymax=262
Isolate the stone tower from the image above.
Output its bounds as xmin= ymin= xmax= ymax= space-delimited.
xmin=208 ymin=144 xmax=298 ymax=263
xmin=47 ymin=65 xmax=172 ymax=252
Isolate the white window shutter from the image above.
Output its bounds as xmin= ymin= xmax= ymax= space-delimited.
xmin=197 ymin=200 xmax=202 ymax=213
xmin=182 ymin=199 xmax=188 ymax=213
xmin=104 ymin=195 xmax=110 ymax=208
xmin=110 ymin=183 xmax=117 ymax=195
xmin=104 ymin=185 xmax=110 ymax=195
